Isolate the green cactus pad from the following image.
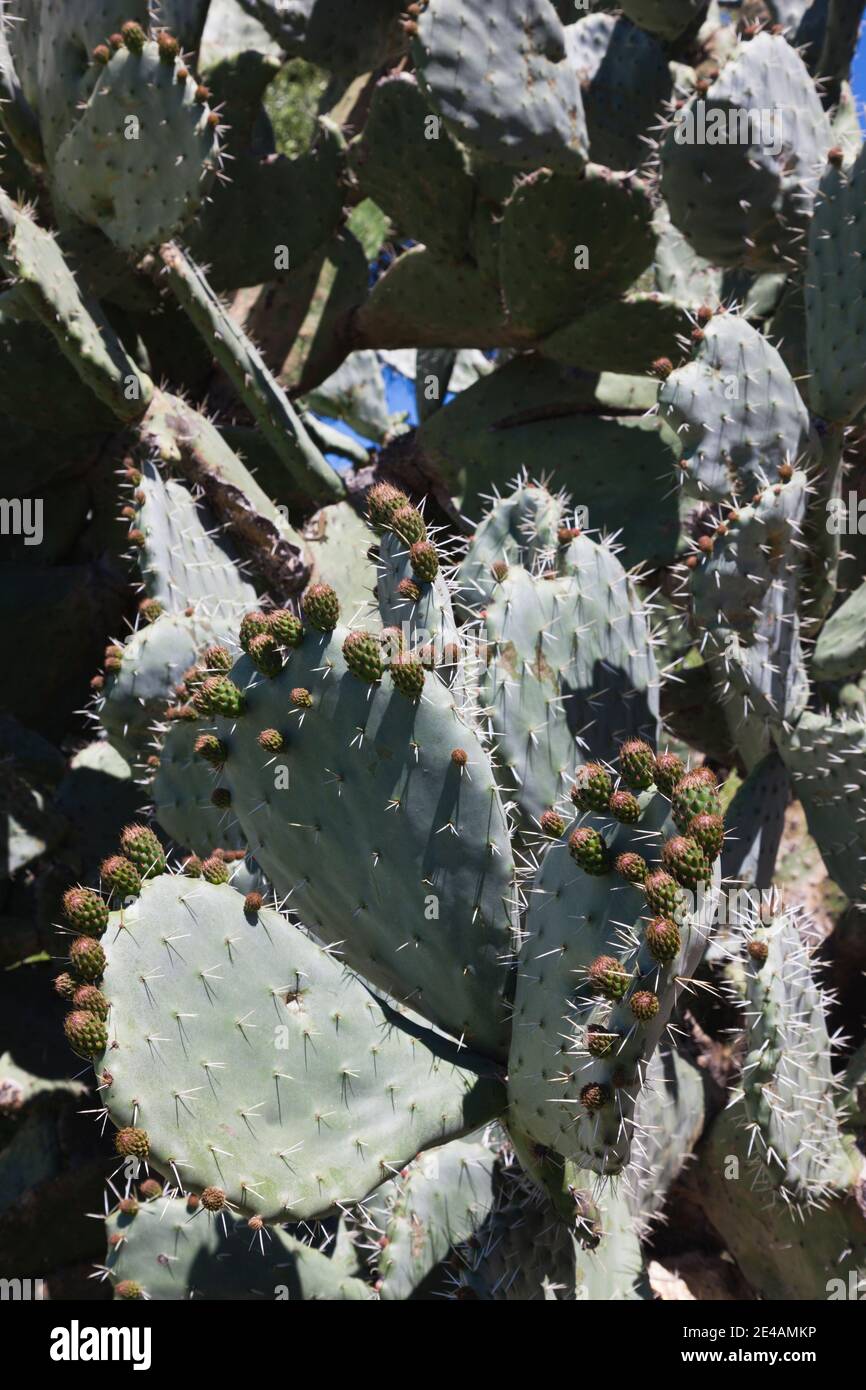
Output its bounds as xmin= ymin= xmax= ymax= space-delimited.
xmin=94 ymin=873 xmax=505 ymax=1220
xmin=212 ymin=628 xmax=516 ymax=1055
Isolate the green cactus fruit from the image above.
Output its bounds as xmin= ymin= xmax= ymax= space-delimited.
xmin=609 ymin=790 xmax=640 ymax=824
xmin=390 ymin=506 xmax=427 ymax=545
xmin=671 ymin=770 xmax=720 ymax=832
xmin=121 ymin=21 xmax=147 ymax=54
xmin=396 ymin=577 xmax=422 ymax=603
xmin=688 ymin=813 xmax=725 ymax=860
xmin=571 ymin=763 xmax=613 ymax=813
xmin=615 ymin=851 xmax=647 ymax=884
xmin=390 ymin=656 xmax=426 ymax=700
xmin=587 ymin=955 xmax=631 ymax=1000
xmin=409 ymin=541 xmax=439 ymax=583
xmin=100 ymin=857 xmax=142 ymax=900
xmin=183 ymin=856 xmax=202 ymax=877
xmin=72 ymin=985 xmax=109 ymax=1020
xmin=201 ymin=646 xmax=233 ymax=672
xmin=644 ymin=869 xmax=683 ymax=917
xmin=201 ymin=855 xmax=230 ymax=885
xmin=64 ymin=1010 xmax=107 ymax=1057
xmin=194 ymin=734 xmax=227 ymax=768
xmin=619 ymin=739 xmax=655 ymax=790
xmin=580 ymin=1082 xmax=611 ymax=1112
xmin=653 ymin=752 xmax=685 ymax=797
xmin=193 ymin=676 xmax=245 ymax=718
xmin=367 ymin=482 xmax=409 ymax=527
xmin=257 ymin=729 xmax=285 ymax=754
xmin=629 ymin=990 xmax=660 ymax=1023
xmin=115 ymin=1127 xmax=150 ymax=1160
xmin=268 ymin=610 xmax=304 ymax=648
xmin=115 ymin=1280 xmax=143 ymax=1300
xmin=247 ymin=632 xmax=283 ymax=677
xmin=138 ymin=598 xmax=163 ymax=624
xmin=156 ymin=30 xmax=180 ymax=63
xmin=568 ymin=827 xmax=610 ymax=875
xmin=303 ymin=583 xmax=340 ymax=632
xmin=240 ymin=612 xmax=272 ymax=652
xmin=540 ymin=809 xmax=566 ymax=838
xmin=68 ymin=936 xmax=107 ymax=982
xmin=661 ymin=836 xmax=711 ymax=890
xmin=644 ymin=917 xmax=681 ymax=963
xmin=343 ymin=630 xmax=383 ymax=683
xmin=586 ymin=1026 xmax=620 ymax=1058
xmin=119 ymin=825 xmax=166 ymax=878
xmin=62 ymin=886 xmax=109 ymax=936
xmin=53 ymin=973 xmax=76 ymax=1000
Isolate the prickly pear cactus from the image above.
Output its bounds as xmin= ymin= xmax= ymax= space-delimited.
xmin=2 ymin=0 xmax=864 ymax=1305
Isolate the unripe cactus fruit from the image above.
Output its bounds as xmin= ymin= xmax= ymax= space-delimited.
xmin=586 ymin=1025 xmax=619 ymax=1057
xmin=53 ymin=972 xmax=76 ymax=1000
xmin=63 ymin=1010 xmax=107 ymax=1056
xmin=615 ymin=851 xmax=647 ymax=884
xmin=240 ymin=611 xmax=271 ymax=652
xmin=661 ymin=835 xmax=711 ymax=890
xmin=410 ymin=541 xmax=439 ymax=582
xmin=644 ymin=917 xmax=681 ymax=962
xmin=644 ymin=869 xmax=683 ymax=916
xmin=291 ymin=687 xmax=313 ymax=709
xmin=72 ymin=985 xmax=109 ymax=1019
xmin=367 ymin=482 xmax=409 ymax=527
xmin=193 ymin=676 xmax=245 ymax=718
xmin=540 ymin=809 xmax=566 ymax=838
xmin=202 ymin=645 xmax=232 ymax=672
xmin=629 ymin=990 xmax=660 ymax=1022
xmin=62 ymin=887 xmax=109 ymax=936
xmin=571 ymin=763 xmax=613 ymax=813
xmin=609 ymin=790 xmax=640 ymax=823
xmin=396 ymin=577 xmax=422 ymax=603
xmin=619 ymin=739 xmax=655 ymax=790
xmin=390 ymin=656 xmax=426 ymax=699
xmin=343 ymin=631 xmax=383 ymax=683
xmin=138 ymin=598 xmax=163 ymax=624
xmin=587 ymin=955 xmax=630 ymax=1000
xmin=69 ymin=936 xmax=107 ymax=982
xmin=201 ymin=1186 xmax=226 ymax=1211
xmin=653 ymin=752 xmax=686 ymax=796
xmin=194 ymin=734 xmax=227 ymax=768
xmin=115 ymin=1280 xmax=143 ymax=1299
xmin=671 ymin=770 xmax=720 ymax=831
xmin=268 ymin=610 xmax=303 ymax=648
xmin=303 ymin=583 xmax=340 ymax=632
xmin=248 ymin=632 xmax=283 ymax=677
xmin=257 ymin=729 xmax=284 ymax=754
xmin=580 ymin=1082 xmax=611 ymax=1112
xmin=119 ymin=825 xmax=165 ymax=878
xmin=183 ymin=855 xmax=202 ymax=877
xmin=100 ymin=856 xmax=142 ymax=899
xmin=115 ymin=1127 xmax=150 ymax=1160
xmin=391 ymin=506 xmax=427 ymax=544
xmin=688 ymin=812 xmax=725 ymax=859
xmin=201 ymin=855 xmax=230 ymax=885
xmin=568 ymin=826 xmax=609 ymax=874
xmin=121 ymin=21 xmax=146 ymax=53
